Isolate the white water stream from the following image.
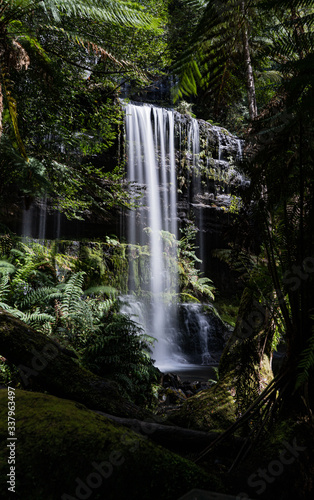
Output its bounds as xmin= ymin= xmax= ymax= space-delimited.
xmin=123 ymin=102 xmax=244 ymax=369
xmin=125 ymin=102 xmax=178 ymax=365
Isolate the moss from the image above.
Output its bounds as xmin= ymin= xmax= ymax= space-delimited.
xmin=214 ymin=297 xmax=240 ymax=328
xmin=168 ymin=377 xmax=236 ymax=432
xmin=0 ymin=310 xmax=146 ymax=419
xmin=0 ymin=389 xmax=221 ymax=500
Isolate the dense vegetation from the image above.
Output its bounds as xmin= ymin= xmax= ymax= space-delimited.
xmin=1 ymin=1 xmax=314 ymax=499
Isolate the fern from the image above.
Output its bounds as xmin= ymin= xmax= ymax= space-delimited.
xmin=82 ymin=312 xmax=158 ymax=406
xmin=296 ymin=327 xmax=314 ymax=390
xmin=56 ymin=272 xmax=85 ymax=315
xmin=0 ymin=272 xmax=11 ymax=303
xmin=19 ymin=286 xmax=61 ymax=309
xmin=0 ymin=261 xmax=16 ymax=274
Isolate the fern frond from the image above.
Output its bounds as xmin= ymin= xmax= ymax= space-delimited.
xmin=0 ymin=260 xmax=16 ymax=275
xmin=295 ymin=329 xmax=314 ymax=390
xmin=19 ymin=286 xmax=61 ymax=308
xmin=0 ymin=302 xmax=26 ymax=318
xmin=58 ymin=271 xmax=85 ymax=315
xmin=0 ymin=273 xmax=10 ymax=302
xmin=46 ymin=0 xmax=158 ymax=28
xmin=25 ymin=310 xmax=55 ymax=326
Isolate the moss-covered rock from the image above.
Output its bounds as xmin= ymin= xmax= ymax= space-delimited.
xmin=0 ymin=310 xmax=147 ymax=418
xmin=0 ymin=389 xmax=220 ymax=500
xmin=168 ymin=377 xmax=236 ymax=433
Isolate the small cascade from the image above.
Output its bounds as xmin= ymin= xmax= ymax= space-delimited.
xmin=176 ymin=303 xmax=225 ymax=365
xmin=53 ymin=212 xmax=62 ymax=240
xmin=38 ymin=195 xmax=47 ymax=241
xmin=21 ymin=196 xmax=48 ymax=241
xmin=187 ymin=118 xmax=205 ymax=270
xmin=21 ymin=197 xmax=65 ymax=241
xmin=236 ymin=138 xmax=243 ymax=161
xmin=21 ymin=203 xmax=35 ymax=239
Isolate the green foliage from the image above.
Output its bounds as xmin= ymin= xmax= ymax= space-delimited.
xmin=178 ymin=221 xmax=215 ymax=302
xmin=0 ymin=237 xmax=159 ymax=405
xmin=296 ymin=323 xmax=314 ymax=390
xmin=0 ymin=135 xmax=50 ymax=200
xmin=0 ymin=0 xmax=160 ymax=140
xmin=225 ymin=2 xmax=314 ymax=421
xmin=0 ymin=0 xmax=165 ymax=217
xmin=215 ymin=299 xmax=239 ymax=328
xmin=73 ymin=238 xmax=129 ymax=291
xmin=82 ymin=309 xmax=159 ymax=407
xmin=170 ymin=0 xmax=267 ymax=125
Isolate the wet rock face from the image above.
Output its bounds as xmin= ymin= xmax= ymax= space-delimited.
xmin=172 ymin=112 xmax=247 ymax=295
xmin=158 ymin=373 xmax=216 ymax=408
xmin=175 ymin=304 xmax=231 ymax=365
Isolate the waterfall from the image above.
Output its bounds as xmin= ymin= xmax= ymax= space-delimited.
xmin=38 ymin=195 xmax=47 ymax=241
xmin=187 ymin=118 xmax=205 ymax=271
xmin=22 ymin=196 xmax=48 ymax=241
xmin=124 ymin=102 xmax=178 ymax=365
xmin=123 ymin=101 xmax=243 ymax=370
xmin=22 ymin=204 xmax=35 ymax=239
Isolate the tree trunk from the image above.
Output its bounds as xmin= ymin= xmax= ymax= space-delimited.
xmin=241 ymin=1 xmax=258 ymax=120
xmin=95 ymin=411 xmax=245 ymax=453
xmin=0 ymin=309 xmax=148 ymax=419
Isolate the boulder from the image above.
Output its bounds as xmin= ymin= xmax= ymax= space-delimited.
xmin=0 ymin=389 xmax=221 ymax=500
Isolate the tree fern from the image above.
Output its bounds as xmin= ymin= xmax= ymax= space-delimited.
xmin=0 ymin=0 xmax=160 ymax=149
xmin=82 ymin=312 xmax=158 ymax=406
xmin=296 ymin=325 xmax=314 ymax=390
xmin=172 ymin=0 xmax=265 ymax=120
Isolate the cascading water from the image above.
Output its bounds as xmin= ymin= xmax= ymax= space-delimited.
xmin=21 ymin=197 xmax=62 ymax=241
xmin=38 ymin=195 xmax=47 ymax=241
xmin=123 ymin=102 xmax=244 ymax=370
xmin=124 ymin=102 xmax=178 ymax=366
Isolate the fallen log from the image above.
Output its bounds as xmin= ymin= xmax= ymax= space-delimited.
xmin=0 ymin=309 xmax=148 ymax=419
xmin=96 ymin=411 xmax=245 ymax=453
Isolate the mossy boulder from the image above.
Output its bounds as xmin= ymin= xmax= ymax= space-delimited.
xmin=0 ymin=310 xmax=146 ymax=418
xmin=0 ymin=389 xmax=221 ymax=500
xmin=168 ymin=377 xmax=236 ymax=433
